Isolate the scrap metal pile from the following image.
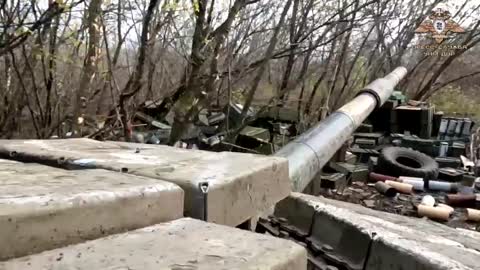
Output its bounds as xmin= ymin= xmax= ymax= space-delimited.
xmin=313 ymin=92 xmax=480 ymax=231
xmin=78 ymin=64 xmax=480 ymax=233
xmin=119 ymin=71 xmax=480 ymax=232
xmin=126 ymin=101 xmax=298 ymax=154
xmin=4 ymin=67 xmax=480 ymax=270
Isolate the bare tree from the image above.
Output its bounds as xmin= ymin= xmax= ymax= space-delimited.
xmin=1 ymin=0 xmax=480 ymax=141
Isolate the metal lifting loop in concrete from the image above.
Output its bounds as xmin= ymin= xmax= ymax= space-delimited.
xmin=275 ymin=67 xmax=408 ymax=192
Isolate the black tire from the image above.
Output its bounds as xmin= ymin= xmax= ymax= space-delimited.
xmin=377 ymin=147 xmax=439 ymax=179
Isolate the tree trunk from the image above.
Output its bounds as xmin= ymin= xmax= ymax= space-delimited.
xmin=72 ymin=0 xmax=103 ymax=135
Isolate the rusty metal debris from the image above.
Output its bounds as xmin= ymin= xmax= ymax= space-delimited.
xmin=126 ymin=100 xmax=299 ymax=154
xmin=304 ymin=74 xmax=480 ymax=231
xmin=374 ymin=182 xmax=397 ymax=197
xmin=62 ymin=64 xmax=480 ymax=232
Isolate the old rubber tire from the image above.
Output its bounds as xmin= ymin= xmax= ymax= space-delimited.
xmin=377 ymin=147 xmax=439 ymax=179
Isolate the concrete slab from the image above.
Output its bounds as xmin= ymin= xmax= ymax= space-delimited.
xmin=275 ymin=193 xmax=480 ymax=270
xmin=0 ymin=218 xmax=307 ymax=270
xmin=0 ymin=139 xmax=290 ymax=226
xmin=0 ymin=159 xmax=183 ymax=260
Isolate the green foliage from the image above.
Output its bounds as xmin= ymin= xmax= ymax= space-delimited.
xmin=192 ymin=0 xmax=200 ymax=13
xmin=14 ymin=26 xmax=32 ymax=36
xmin=163 ymin=0 xmax=179 ymax=11
xmin=429 ymin=86 xmax=480 ymax=121
xmin=231 ymin=88 xmax=246 ymax=104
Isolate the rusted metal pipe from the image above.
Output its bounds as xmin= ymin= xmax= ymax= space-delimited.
xmin=445 ymin=194 xmax=478 ymax=207
xmin=369 ymin=172 xmax=398 ymax=182
xmin=375 ymin=182 xmax=397 ymax=197
xmin=275 ymin=67 xmax=408 ymax=192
